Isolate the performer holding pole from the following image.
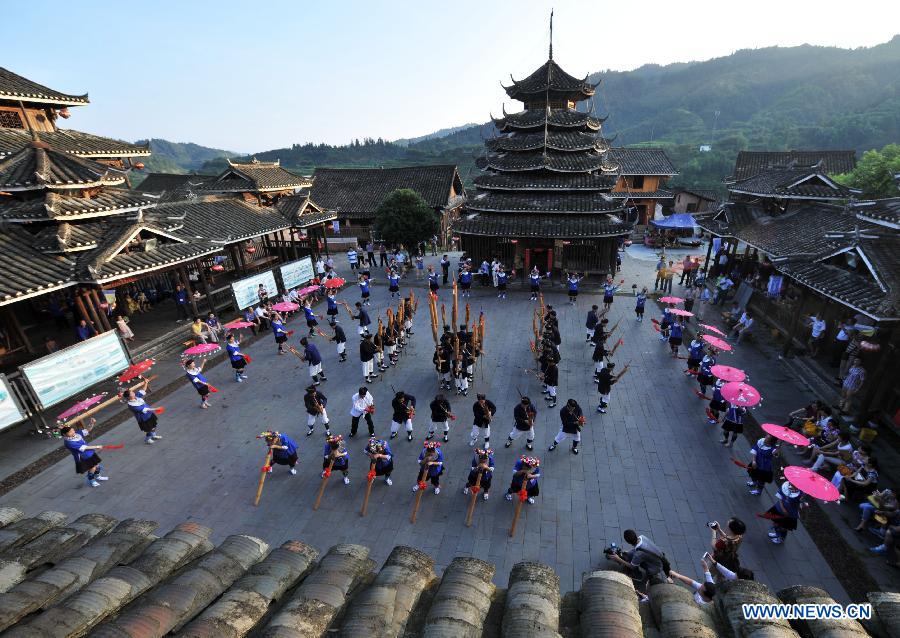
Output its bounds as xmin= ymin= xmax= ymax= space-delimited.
xmin=464 ymin=447 xmax=494 ymax=516
xmin=61 ymin=418 xmax=110 ymax=488
xmin=314 ymin=435 xmax=350 ymax=510
xmin=390 ymin=390 xmax=417 ymax=441
xmin=349 ymin=387 xmax=375 ymax=438
xmin=261 ymin=431 xmax=299 ymax=475
xmin=413 ymin=441 xmax=444 ymax=496
xmin=469 ymin=393 xmax=496 ymax=448
xmin=548 ymin=399 xmax=586 ymax=455
xmin=597 ymin=361 xmax=630 ymax=414
xmin=254 ymin=438 xmax=273 ymax=506
xmin=331 ymin=322 xmax=348 ymax=362
xmin=304 ymin=385 xmax=330 ymax=436
xmin=361 ymin=438 xmax=393 ymax=516
xmin=427 ymin=393 xmax=454 ymax=442
xmin=121 ymin=378 xmax=163 ymax=443
xmin=507 ymin=456 xmax=541 ymax=536
xmin=505 ymin=395 xmax=537 ymax=451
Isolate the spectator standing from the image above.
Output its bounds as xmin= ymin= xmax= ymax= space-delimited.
xmin=440 ymin=255 xmax=450 ymax=285
xmin=683 ymin=286 xmax=696 ymax=316
xmin=366 ymin=242 xmax=375 ymax=266
xmin=347 ymin=247 xmax=359 ymax=271
xmin=839 ymin=336 xmax=861 ymax=382
xmin=654 ymin=257 xmax=665 ymax=291
xmin=116 ymin=315 xmax=134 ymax=342
xmin=76 ymin=319 xmax=96 ymax=342
xmin=379 ymin=243 xmax=388 ymax=267
xmin=679 ymin=255 xmax=693 ymax=285
xmin=663 ymin=261 xmax=675 ymax=294
xmin=174 ymin=284 xmax=189 ymax=321
xmin=806 ymin=314 xmax=827 ymax=357
xmin=840 ymin=360 xmax=866 ymax=413
xmin=831 ymin=319 xmax=852 ymax=368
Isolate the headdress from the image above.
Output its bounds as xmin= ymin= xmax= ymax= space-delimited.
xmin=521 ymin=456 xmax=540 ymax=467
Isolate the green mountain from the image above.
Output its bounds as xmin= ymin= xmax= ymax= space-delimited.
xmin=136 ymin=138 xmax=240 ymax=174
xmin=192 ymin=38 xmax=900 ymax=193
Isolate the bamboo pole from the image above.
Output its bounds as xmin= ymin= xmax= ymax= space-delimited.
xmin=360 ymin=460 xmax=376 ymax=517
xmin=465 ymin=470 xmax=483 ymax=527
xmin=440 ymin=304 xmax=446 ymax=330
xmin=254 ymin=448 xmax=273 ymax=506
xmin=465 ymin=302 xmax=470 ymax=327
xmin=69 ymin=375 xmax=159 ymax=427
xmin=314 ymin=457 xmax=336 ymax=511
xmin=509 ymin=488 xmax=527 ymax=537
xmin=410 ymin=465 xmax=428 ymax=524
xmin=452 ymin=282 xmax=458 ymax=332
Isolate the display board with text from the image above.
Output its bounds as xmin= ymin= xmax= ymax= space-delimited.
xmin=280 ymin=257 xmax=314 ymax=290
xmin=231 ymin=270 xmax=279 ymax=310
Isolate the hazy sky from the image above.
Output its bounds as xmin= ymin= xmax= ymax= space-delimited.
xmin=3 ymin=0 xmax=897 ymax=152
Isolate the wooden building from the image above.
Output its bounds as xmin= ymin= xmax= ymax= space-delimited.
xmin=672 ymin=187 xmax=718 ymax=213
xmin=200 ymin=158 xmax=312 ymax=206
xmin=309 ymin=165 xmax=465 ymax=244
xmin=454 ymin=45 xmax=676 ymax=274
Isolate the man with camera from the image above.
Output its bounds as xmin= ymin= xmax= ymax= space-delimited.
xmin=605 ymin=529 xmax=670 ymax=597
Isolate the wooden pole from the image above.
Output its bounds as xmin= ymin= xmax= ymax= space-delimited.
xmin=509 ymin=488 xmax=527 ymax=537
xmin=465 ymin=303 xmax=470 ymax=327
xmin=313 ymin=457 xmax=336 ymax=510
xmin=410 ymin=465 xmax=428 ymax=524
xmin=360 ymin=460 xmax=376 ymax=517
xmin=254 ymin=448 xmax=273 ymax=506
xmin=465 ymin=470 xmax=483 ymax=527
xmin=89 ymin=289 xmax=112 ymax=331
xmin=196 ymin=259 xmax=215 ymax=313
xmin=441 ymin=304 xmax=446 ymax=330
xmin=452 ymin=282 xmax=458 ymax=331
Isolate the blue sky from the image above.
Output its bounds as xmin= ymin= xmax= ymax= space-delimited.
xmin=2 ymin=0 xmax=897 ymax=152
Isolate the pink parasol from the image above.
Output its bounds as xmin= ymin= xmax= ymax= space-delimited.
xmin=710 ymin=365 xmax=745 ymax=383
xmin=761 ymin=423 xmax=810 ymax=447
xmin=272 ymin=302 xmax=300 ymax=313
xmin=182 ymin=343 xmax=221 ymax=358
xmin=297 ymin=285 xmax=319 ymax=296
xmin=210 ymin=264 xmax=225 ymax=272
xmin=699 ymin=323 xmax=726 ymax=337
xmin=859 ymin=340 xmax=881 ymax=352
xmin=57 ymin=393 xmax=107 ymax=423
xmin=117 ymin=359 xmax=155 ymax=384
xmin=721 ymin=381 xmax=761 ymax=407
xmin=701 ymin=334 xmax=732 ymax=351
xmin=784 ymin=466 xmax=840 ymax=501
xmin=224 ymin=319 xmax=254 ymax=330
xmin=323 ymin=277 xmax=346 ymax=289
xmin=668 ymin=308 xmax=694 ymax=317
xmin=659 ymin=296 xmax=684 ymax=304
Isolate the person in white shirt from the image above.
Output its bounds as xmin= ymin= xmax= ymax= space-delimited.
xmin=315 ymin=257 xmax=326 ymax=276
xmin=491 ymin=259 xmax=500 ymax=288
xmin=703 ymin=552 xmax=754 ymax=582
xmin=347 ymin=248 xmax=359 ymax=271
xmin=668 ymin=561 xmax=716 ymax=605
xmin=254 ymin=304 xmax=270 ymax=330
xmin=806 ymin=314 xmax=827 ymax=356
xmin=349 ymin=387 xmax=375 ymax=437
xmin=729 ymin=311 xmax=754 ymax=344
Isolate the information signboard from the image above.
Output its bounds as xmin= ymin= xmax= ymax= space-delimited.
xmin=280 ymin=257 xmax=315 ymax=290
xmin=231 ymin=270 xmax=279 ymax=310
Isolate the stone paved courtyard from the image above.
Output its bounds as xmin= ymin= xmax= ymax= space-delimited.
xmin=0 ymin=255 xmax=846 ymax=600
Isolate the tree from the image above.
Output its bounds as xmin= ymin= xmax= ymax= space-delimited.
xmin=374 ymin=189 xmax=438 ymax=248
xmin=833 ymin=144 xmax=900 ymax=199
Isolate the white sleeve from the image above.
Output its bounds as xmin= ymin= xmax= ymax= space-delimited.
xmin=715 ymin=563 xmax=737 ymax=580
xmin=690 ymin=580 xmax=703 ymax=592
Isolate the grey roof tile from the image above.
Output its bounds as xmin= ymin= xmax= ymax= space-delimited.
xmin=0 ymin=67 xmax=89 ymax=106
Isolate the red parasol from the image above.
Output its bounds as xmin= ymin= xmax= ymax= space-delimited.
xmin=182 ymin=343 xmax=221 ymax=358
xmin=710 ymin=365 xmax=745 ymax=383
xmin=224 ymin=319 xmax=254 ymax=330
xmin=659 ymin=296 xmax=684 ymax=304
xmin=117 ymin=359 xmax=155 ymax=384
xmin=761 ymin=423 xmax=810 ymax=447
xmin=210 ymin=264 xmax=225 ymax=272
xmin=701 ymin=334 xmax=732 ymax=351
xmin=272 ymin=302 xmax=300 ymax=313
xmin=323 ymin=277 xmax=346 ymax=289
xmin=784 ymin=466 xmax=840 ymax=501
xmin=721 ymin=382 xmax=761 ymax=407
xmin=699 ymin=324 xmax=726 ymax=337
xmin=57 ymin=393 xmax=107 ymax=423
xmin=668 ymin=308 xmax=694 ymax=317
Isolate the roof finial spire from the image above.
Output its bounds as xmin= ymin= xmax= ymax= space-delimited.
xmin=549 ymin=8 xmax=554 ymax=60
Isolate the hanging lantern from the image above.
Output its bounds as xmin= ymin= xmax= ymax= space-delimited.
xmin=510 ymin=239 xmax=518 ymax=244
xmin=133 ymin=162 xmax=145 ymax=170
xmin=58 ymin=107 xmax=71 ymax=119
xmin=562 ymin=241 xmax=572 ymax=246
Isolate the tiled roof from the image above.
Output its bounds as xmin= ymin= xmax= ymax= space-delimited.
xmin=474 ymin=172 xmax=616 ymax=191
xmin=606 ymin=148 xmax=678 ymax=176
xmin=856 ymin=197 xmax=900 ymax=229
xmin=311 ymin=165 xmax=462 ymax=218
xmin=163 ymin=197 xmax=292 ymax=243
xmin=780 ymin=258 xmax=898 ymax=321
xmin=275 ymin=192 xmax=337 ymax=228
xmin=476 ymin=151 xmax=609 ymax=173
xmin=0 ymin=139 xmax=125 ymax=191
xmin=0 ymin=128 xmax=149 ymax=159
xmin=203 ymin=158 xmax=311 ymax=193
xmin=728 ymin=167 xmax=855 ymax=200
xmin=610 ymin=189 xmax=674 ymax=200
xmin=505 ymin=59 xmax=595 ymax=101
xmin=32 ymin=222 xmax=106 ymax=252
xmin=0 ymin=228 xmax=76 ymax=305
xmin=493 ymin=109 xmax=603 ymax=131
xmin=0 ymin=510 xmax=892 ymax=636
xmin=486 ymin=130 xmax=608 ymax=153
xmin=135 ymin=172 xmax=214 ymax=194
xmin=0 ymin=67 xmax=89 ymax=106
xmin=85 ymin=240 xmax=221 ymax=283
xmin=454 ymin=211 xmax=630 ymax=238
xmin=467 ymin=191 xmax=623 ymax=214
xmin=0 ymin=188 xmax=158 ymax=222
xmin=731 ymin=150 xmax=857 ymax=181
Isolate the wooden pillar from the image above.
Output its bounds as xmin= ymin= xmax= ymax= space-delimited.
xmin=196 ymin=259 xmax=215 ymax=313
xmin=782 ymin=286 xmax=809 ymax=357
xmin=702 ymin=236 xmax=714 ymax=275
xmin=74 ymin=292 xmax=91 ymax=323
xmin=291 ymin=227 xmax=300 ymax=260
xmin=231 ymin=245 xmax=245 ymax=274
xmin=322 ymin=225 xmax=330 ymax=257
xmin=4 ymin=307 xmax=34 ymax=354
xmin=89 ymin=289 xmax=113 ymax=331
xmin=81 ymin=291 xmax=104 ymax=333
xmin=179 ymin=266 xmax=200 ymax=317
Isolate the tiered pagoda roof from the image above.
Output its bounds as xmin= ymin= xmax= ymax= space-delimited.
xmin=457 ymin=53 xmax=632 ymax=239
xmin=0 ymin=137 xmax=126 ymax=191
xmin=202 ymin=158 xmax=311 ymax=194
xmin=0 ymin=129 xmax=150 ymax=160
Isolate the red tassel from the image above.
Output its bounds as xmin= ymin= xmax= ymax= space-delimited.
xmin=101 ymin=444 xmax=124 ymax=450
xmin=208 ymin=385 xmax=219 ymax=393
xmin=418 ymin=481 xmax=427 ymax=490
xmin=518 ymin=489 xmax=528 ymax=503
xmin=756 ymin=511 xmax=781 ymax=521
xmin=652 ymin=324 xmax=660 ymax=333
xmin=367 ymin=470 xmax=376 ymax=481
xmin=323 ymin=468 xmax=332 ymax=478
xmin=261 ymin=465 xmax=271 ymax=472
xmin=694 ymin=389 xmax=709 ymax=399
xmin=153 ymin=407 xmax=165 ymax=415
xmin=731 ymin=457 xmax=749 ymax=469
xmin=287 ymin=330 xmax=295 ymax=337
xmin=470 ymin=485 xmax=481 ymax=494
xmin=243 ymin=355 xmax=253 ymax=363
xmin=706 ymin=407 xmax=716 ymax=420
